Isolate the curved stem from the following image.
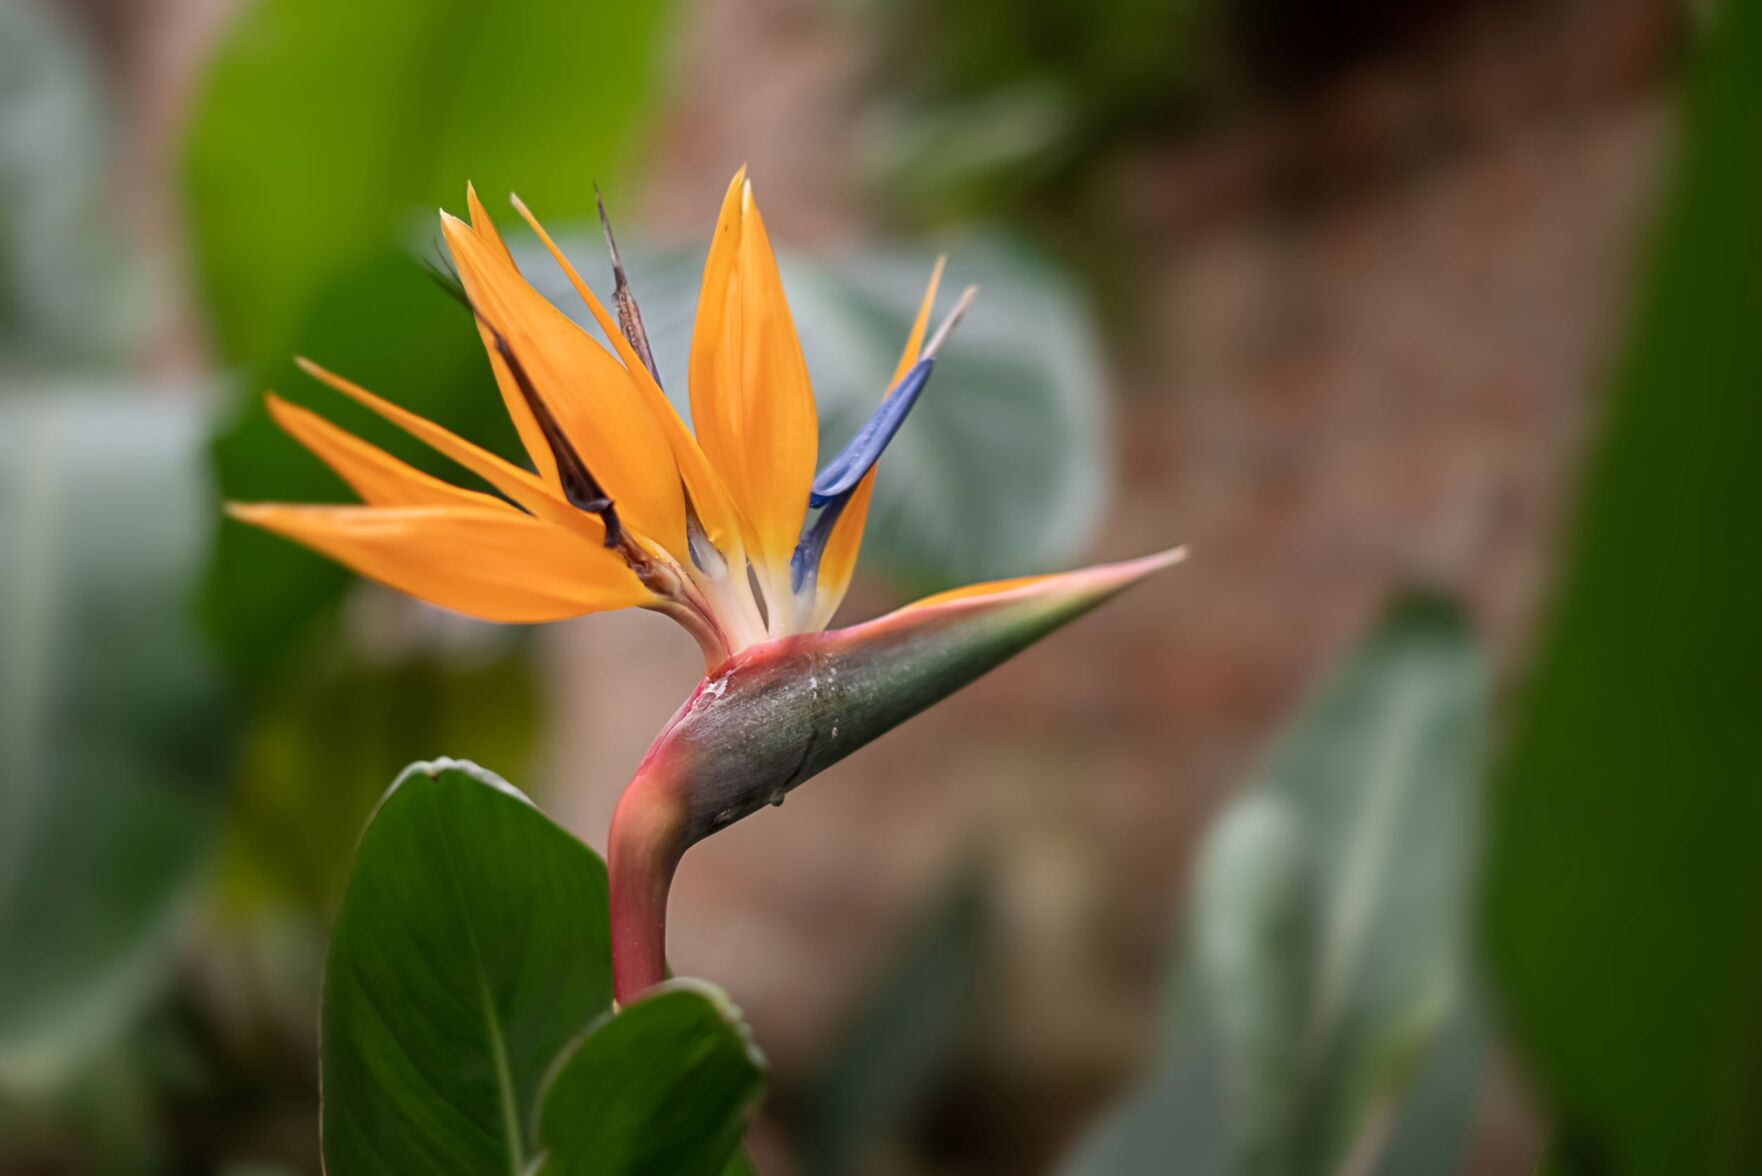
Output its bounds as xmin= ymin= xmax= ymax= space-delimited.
xmin=606 ymin=762 xmax=689 ymax=1005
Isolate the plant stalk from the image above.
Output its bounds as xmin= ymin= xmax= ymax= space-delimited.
xmin=607 ymin=760 xmax=689 ymax=1005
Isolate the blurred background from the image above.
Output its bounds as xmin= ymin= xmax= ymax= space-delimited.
xmin=4 ymin=0 xmax=1760 ymax=1172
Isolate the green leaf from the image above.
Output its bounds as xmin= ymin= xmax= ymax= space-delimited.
xmin=520 ymin=234 xmax=1112 ymax=590
xmin=320 ymin=759 xmax=613 ymax=1175
xmin=534 ymin=980 xmax=767 ymax=1176
xmin=1482 ymin=4 xmax=1762 ymax=1172
xmin=182 ymin=0 xmax=671 ymax=368
xmin=0 ymin=393 xmax=232 ymax=1090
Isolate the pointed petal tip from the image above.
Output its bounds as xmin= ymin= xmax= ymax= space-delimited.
xmin=1137 ymin=544 xmax=1191 ymax=575
xmin=262 ymin=390 xmax=299 ymax=425
xmin=1055 ymin=544 xmax=1190 ymax=597
xmin=894 ymin=544 xmax=1188 ymax=617
xmin=295 ymin=356 xmax=347 ymax=389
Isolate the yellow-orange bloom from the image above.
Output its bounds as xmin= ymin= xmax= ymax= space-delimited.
xmin=229 ymin=172 xmax=1171 ymax=668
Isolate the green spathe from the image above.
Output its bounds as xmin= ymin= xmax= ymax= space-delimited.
xmin=660 ymin=548 xmax=1183 ymax=842
xmin=608 ymin=548 xmax=1185 ymax=1001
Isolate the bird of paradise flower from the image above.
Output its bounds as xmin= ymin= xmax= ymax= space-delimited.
xmin=228 ymin=169 xmax=1184 ymax=1000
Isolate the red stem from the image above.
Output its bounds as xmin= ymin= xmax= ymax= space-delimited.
xmin=607 ymin=764 xmax=689 ymax=1005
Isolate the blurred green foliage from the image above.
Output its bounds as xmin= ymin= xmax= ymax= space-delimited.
xmin=0 ymin=395 xmax=234 ymax=1092
xmin=182 ymin=0 xmax=672 ymax=369
xmin=870 ymin=0 xmax=1227 ymax=225
xmin=1481 ymin=3 xmax=1762 ymax=1171
xmin=189 ymin=0 xmax=675 ymax=674
xmin=1066 ymin=596 xmax=1487 ymax=1176
xmin=219 ymin=635 xmax=539 ymax=912
xmin=0 ymin=0 xmax=140 ymax=370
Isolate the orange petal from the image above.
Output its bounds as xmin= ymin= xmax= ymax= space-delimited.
xmin=509 ymin=195 xmax=749 ymax=563
xmin=443 ymin=210 xmax=687 ymax=556
xmin=464 ymin=183 xmax=514 ymax=262
xmin=462 ymin=186 xmax=559 ymax=487
xmin=266 ymin=393 xmax=507 ymax=511
xmin=295 ymin=358 xmax=606 ymax=545
xmin=689 ymin=171 xmax=818 ymax=596
xmin=227 ymin=503 xmax=651 ymax=623
xmin=810 ymin=258 xmax=946 ymax=627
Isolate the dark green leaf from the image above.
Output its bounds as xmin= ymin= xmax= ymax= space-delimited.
xmin=534 ymin=980 xmax=767 ymax=1176
xmin=1482 ymin=4 xmax=1762 ymax=1171
xmin=320 ymin=759 xmax=612 ymax=1175
xmin=0 ymin=394 xmax=232 ymax=1089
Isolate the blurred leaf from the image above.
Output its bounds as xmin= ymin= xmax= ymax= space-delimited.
xmin=1239 ymin=594 xmax=1483 ymax=1171
xmin=521 ymin=233 xmax=1112 ymax=592
xmin=0 ymin=0 xmax=141 ymax=366
xmin=0 ymin=394 xmax=233 ymax=1091
xmin=1369 ymin=985 xmax=1487 ymax=1176
xmin=799 ymin=868 xmax=990 ymax=1175
xmin=1481 ymin=3 xmax=1762 ymax=1172
xmin=1189 ymin=792 xmax=1311 ymax=1171
xmin=1063 ymin=595 xmax=1485 ymax=1175
xmin=320 ymin=759 xmax=612 ymax=1174
xmin=187 ymin=0 xmax=672 ymax=671
xmin=182 ymin=0 xmax=672 ymax=368
xmin=534 ymin=981 xmax=767 ymax=1176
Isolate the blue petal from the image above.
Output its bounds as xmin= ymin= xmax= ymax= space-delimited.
xmin=790 ymin=492 xmax=848 ymax=594
xmin=808 ymin=358 xmax=935 ymax=508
